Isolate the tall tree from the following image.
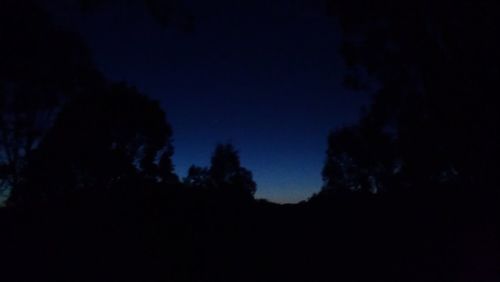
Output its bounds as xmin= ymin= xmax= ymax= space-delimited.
xmin=184 ymin=144 xmax=256 ymax=198
xmin=183 ymin=165 xmax=210 ymax=189
xmin=326 ymin=0 xmax=499 ymax=192
xmin=8 ymin=83 xmax=176 ymax=205
xmin=0 ymin=0 xmax=101 ymax=196
xmin=209 ymin=143 xmax=256 ymax=198
xmin=322 ymin=116 xmax=397 ymax=194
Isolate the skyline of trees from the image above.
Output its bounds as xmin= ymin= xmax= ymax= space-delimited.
xmin=2 ymin=0 xmax=499 ymax=205
xmin=0 ymin=1 xmax=498 ymax=281
xmin=320 ymin=0 xmax=499 ymax=197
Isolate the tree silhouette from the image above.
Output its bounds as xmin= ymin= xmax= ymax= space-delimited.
xmin=322 ymin=115 xmax=397 ymax=195
xmin=158 ymin=144 xmax=179 ymax=184
xmin=209 ymin=143 xmax=256 ymax=198
xmin=0 ymin=0 xmax=101 ymax=197
xmin=184 ymin=144 xmax=256 ymax=199
xmin=184 ymin=165 xmax=210 ymax=189
xmin=325 ymin=0 xmax=500 ymax=194
xmin=8 ymin=83 xmax=175 ymax=205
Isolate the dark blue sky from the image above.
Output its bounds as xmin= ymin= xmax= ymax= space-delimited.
xmin=51 ymin=0 xmax=369 ymax=203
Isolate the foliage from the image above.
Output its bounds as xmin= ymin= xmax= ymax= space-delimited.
xmin=322 ymin=0 xmax=500 ymax=195
xmin=8 ymin=83 xmax=175 ymax=205
xmin=184 ymin=143 xmax=257 ymax=199
xmin=0 ymin=0 xmax=101 ymax=194
xmin=322 ymin=119 xmax=396 ymax=194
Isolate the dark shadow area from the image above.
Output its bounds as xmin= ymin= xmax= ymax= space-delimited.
xmin=1 ymin=0 xmax=499 ymax=281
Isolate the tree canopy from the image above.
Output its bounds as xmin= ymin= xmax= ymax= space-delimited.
xmin=321 ymin=0 xmax=500 ymax=196
xmin=184 ymin=143 xmax=256 ymax=199
xmin=8 ymin=83 xmax=175 ymax=205
xmin=0 ymin=0 xmax=102 ymax=196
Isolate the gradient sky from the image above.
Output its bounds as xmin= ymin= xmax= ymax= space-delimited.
xmin=50 ymin=0 xmax=370 ymax=203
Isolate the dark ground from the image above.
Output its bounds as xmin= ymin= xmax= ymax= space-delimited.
xmin=1 ymin=186 xmax=498 ymax=282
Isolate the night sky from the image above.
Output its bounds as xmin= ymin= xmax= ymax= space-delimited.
xmin=50 ymin=0 xmax=369 ymax=203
